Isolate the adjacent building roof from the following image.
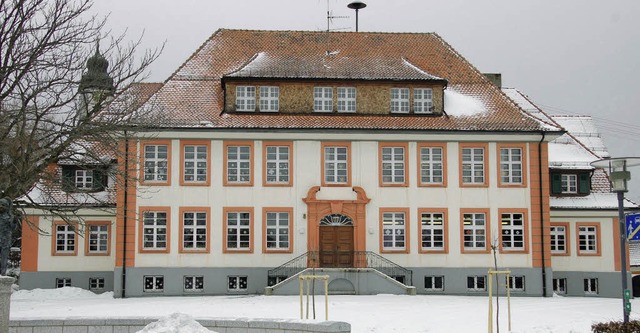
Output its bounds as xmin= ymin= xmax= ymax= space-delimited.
xmin=135 ymin=29 xmax=563 ymax=133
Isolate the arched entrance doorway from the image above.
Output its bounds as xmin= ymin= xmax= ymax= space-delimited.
xmin=319 ymin=214 xmax=354 ymax=267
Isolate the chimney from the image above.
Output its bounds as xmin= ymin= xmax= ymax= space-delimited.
xmin=483 ymin=73 xmax=502 ymax=88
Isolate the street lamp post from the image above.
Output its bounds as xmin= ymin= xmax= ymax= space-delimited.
xmin=591 ymin=157 xmax=640 ymax=324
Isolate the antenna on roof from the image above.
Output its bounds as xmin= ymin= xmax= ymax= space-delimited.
xmin=326 ymin=0 xmax=348 ymax=32
xmin=347 ymin=1 xmax=367 ymax=32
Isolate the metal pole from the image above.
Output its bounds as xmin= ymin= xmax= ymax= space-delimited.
xmin=618 ymin=191 xmax=630 ymax=323
xmin=355 ymin=9 xmax=359 ymax=32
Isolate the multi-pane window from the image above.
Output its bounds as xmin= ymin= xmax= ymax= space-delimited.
xmin=314 ymin=87 xmax=333 ymax=112
xmin=461 ymin=147 xmax=485 ymax=184
xmin=414 ymin=88 xmax=433 ymax=113
xmin=324 ymin=146 xmax=349 ymax=184
xmin=259 ymin=86 xmax=279 ymax=112
xmin=500 ymin=212 xmax=525 ymax=251
xmin=500 ymin=148 xmax=523 ymax=184
xmin=183 ymin=145 xmax=207 ymax=183
xmin=144 ymin=145 xmax=169 ymax=182
xmin=467 ymin=276 xmax=486 ymax=291
xmin=584 ymin=278 xmax=598 ymax=295
xmin=561 ymin=174 xmax=578 ymax=193
xmin=227 ymin=145 xmax=251 ymax=184
xmin=265 ymin=145 xmax=290 ymax=184
xmin=578 ymin=225 xmax=598 ymax=254
xmin=381 ymin=146 xmax=406 ymax=184
xmin=424 ymin=276 xmax=444 ymax=291
xmin=550 ymin=225 xmax=567 ymax=254
xmin=507 ymin=276 xmax=525 ymax=291
xmin=142 ymin=211 xmax=168 ymax=250
xmin=390 ymin=88 xmax=409 ymax=113
xmin=228 ymin=276 xmax=248 ymax=291
xmin=184 ymin=276 xmax=204 ymax=292
xmin=55 ymin=224 xmax=76 ymax=254
xmin=55 ymin=278 xmax=71 ymax=288
xmin=75 ymin=169 xmax=93 ymax=189
xmin=420 ymin=146 xmax=444 ymax=185
xmin=463 ymin=213 xmax=487 ymax=250
xmin=553 ymin=278 xmax=567 ymax=295
xmin=89 ymin=277 xmax=105 ymax=290
xmin=265 ymin=211 xmax=290 ymax=250
xmin=337 ymin=87 xmax=356 ymax=112
xmin=226 ymin=211 xmax=251 ymax=250
xmin=87 ymin=224 xmax=109 ymax=254
xmin=144 ymin=276 xmax=164 ymax=292
xmin=182 ymin=211 xmax=207 ymax=251
xmin=420 ymin=212 xmax=445 ymax=251
xmin=236 ymin=86 xmax=256 ymax=111
xmin=382 ymin=212 xmax=406 ymax=250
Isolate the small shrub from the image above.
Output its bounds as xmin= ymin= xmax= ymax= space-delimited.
xmin=592 ymin=320 xmax=640 ymax=333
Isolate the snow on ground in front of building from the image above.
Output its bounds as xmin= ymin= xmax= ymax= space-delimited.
xmin=137 ymin=313 xmax=217 ymax=333
xmin=10 ymin=287 xmax=639 ymax=333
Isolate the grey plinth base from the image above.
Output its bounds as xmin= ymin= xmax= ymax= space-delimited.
xmin=0 ymin=276 xmax=15 ymax=333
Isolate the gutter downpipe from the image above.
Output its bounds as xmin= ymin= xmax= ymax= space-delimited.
xmin=539 ymin=131 xmax=548 ymax=297
xmin=121 ymin=131 xmax=129 ymax=298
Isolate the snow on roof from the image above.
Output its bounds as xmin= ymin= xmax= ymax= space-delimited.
xmin=501 ymin=88 xmax=562 ymax=131
xmin=550 ymin=193 xmax=637 ymax=209
xmin=443 ymin=89 xmax=486 ymax=116
xmin=551 ymin=115 xmax=610 ymax=159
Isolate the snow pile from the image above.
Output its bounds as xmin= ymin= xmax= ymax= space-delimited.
xmin=137 ymin=313 xmax=217 ymax=333
xmin=444 ymin=89 xmax=487 ymax=116
xmin=11 ymin=286 xmax=113 ymax=300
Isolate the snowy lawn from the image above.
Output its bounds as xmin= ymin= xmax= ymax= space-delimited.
xmin=10 ymin=287 xmax=640 ymax=333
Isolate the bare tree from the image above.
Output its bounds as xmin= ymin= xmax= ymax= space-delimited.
xmin=0 ymin=0 xmax=162 ymax=219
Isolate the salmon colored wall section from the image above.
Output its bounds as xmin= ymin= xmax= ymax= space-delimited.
xmin=21 ymin=215 xmax=39 ymax=272
xmin=116 ymin=139 xmax=138 ymax=268
xmin=529 ymin=142 xmax=551 ymax=268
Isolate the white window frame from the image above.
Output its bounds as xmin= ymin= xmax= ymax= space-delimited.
xmin=182 ymin=211 xmax=207 ymax=250
xmin=381 ymin=147 xmax=405 ymax=184
xmin=507 ymin=276 xmax=525 ymax=291
xmin=553 ymin=278 xmax=567 ymax=295
xmin=228 ymin=276 xmax=248 ymax=291
xmin=144 ymin=145 xmax=169 ymax=182
xmin=259 ymin=86 xmax=279 ymax=112
xmin=88 ymin=224 xmax=109 ymax=254
xmin=500 ymin=213 xmax=525 ymax=251
xmin=184 ymin=275 xmax=204 ymax=292
xmin=89 ymin=277 xmax=105 ymax=290
xmin=314 ymin=87 xmax=333 ymax=112
xmin=265 ymin=212 xmax=290 ymax=250
xmin=500 ymin=148 xmax=523 ymax=184
xmin=324 ymin=146 xmax=349 ymax=184
xmin=226 ymin=145 xmax=251 ymax=184
xmin=55 ymin=224 xmax=76 ymax=253
xmin=236 ymin=86 xmax=256 ymax=111
xmin=265 ymin=145 xmax=290 ymax=184
xmin=550 ymin=226 xmax=567 ymax=254
xmin=462 ymin=147 xmax=485 ymax=184
xmin=382 ymin=212 xmax=406 ymax=250
xmin=337 ymin=87 xmax=356 ymax=112
xmin=463 ymin=213 xmax=486 ymax=250
xmin=413 ymin=88 xmax=433 ymax=113
xmin=143 ymin=275 xmax=164 ymax=292
xmin=390 ymin=88 xmax=410 ymax=113
xmin=584 ymin=278 xmax=598 ymax=295
xmin=75 ymin=169 xmax=93 ymax=189
xmin=142 ymin=211 xmax=168 ymax=250
xmin=467 ymin=275 xmax=486 ymax=291
xmin=420 ymin=147 xmax=444 ymax=184
xmin=55 ymin=278 xmax=71 ymax=288
xmin=226 ymin=212 xmax=251 ymax=250
xmin=183 ymin=145 xmax=207 ymax=183
xmin=578 ymin=225 xmax=598 ymax=254
xmin=561 ymin=174 xmax=578 ymax=193
xmin=424 ymin=276 xmax=444 ymax=291
xmin=420 ymin=212 xmax=445 ymax=250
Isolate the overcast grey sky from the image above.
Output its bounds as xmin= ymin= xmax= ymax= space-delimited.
xmin=92 ymin=0 xmax=640 ymax=201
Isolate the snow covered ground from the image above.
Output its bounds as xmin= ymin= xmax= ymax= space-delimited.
xmin=10 ymin=287 xmax=640 ymax=333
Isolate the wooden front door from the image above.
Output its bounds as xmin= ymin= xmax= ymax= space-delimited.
xmin=319 ymin=226 xmax=354 ymax=267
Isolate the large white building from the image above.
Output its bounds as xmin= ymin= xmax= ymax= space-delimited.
xmin=20 ymin=29 xmax=636 ymax=297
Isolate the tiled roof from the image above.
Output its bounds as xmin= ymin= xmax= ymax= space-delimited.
xmin=137 ymin=29 xmax=559 ymax=132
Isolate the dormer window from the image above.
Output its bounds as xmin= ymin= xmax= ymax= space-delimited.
xmin=259 ymin=86 xmax=279 ymax=112
xmin=390 ymin=88 xmax=410 ymax=113
xmin=551 ymin=172 xmax=590 ymax=195
xmin=314 ymin=87 xmax=333 ymax=112
xmin=62 ymin=165 xmax=107 ymax=192
xmin=561 ymin=174 xmax=577 ymax=193
xmin=337 ymin=87 xmax=356 ymax=113
xmin=414 ymin=88 xmax=434 ymax=114
xmin=75 ymin=170 xmax=94 ymax=189
xmin=236 ymin=86 xmax=256 ymax=111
